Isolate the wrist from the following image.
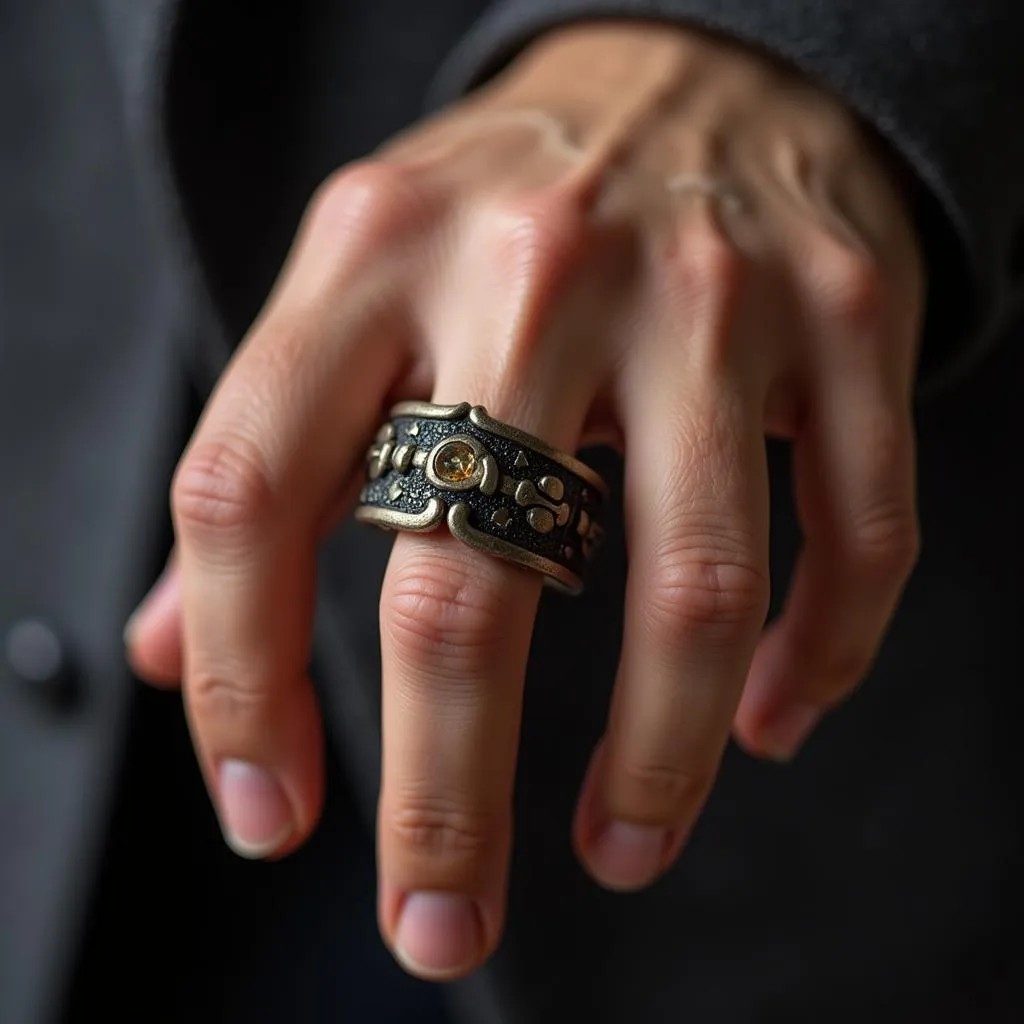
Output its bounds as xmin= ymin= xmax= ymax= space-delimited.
xmin=479 ymin=21 xmax=703 ymax=126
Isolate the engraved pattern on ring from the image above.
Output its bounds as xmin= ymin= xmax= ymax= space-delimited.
xmin=355 ymin=403 xmax=606 ymax=593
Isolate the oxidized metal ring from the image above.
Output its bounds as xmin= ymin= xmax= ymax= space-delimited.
xmin=355 ymin=402 xmax=607 ymax=594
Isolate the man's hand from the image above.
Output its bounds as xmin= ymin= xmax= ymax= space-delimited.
xmin=125 ymin=22 xmax=923 ymax=979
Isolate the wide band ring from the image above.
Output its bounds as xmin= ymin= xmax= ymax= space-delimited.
xmin=355 ymin=402 xmax=607 ymax=594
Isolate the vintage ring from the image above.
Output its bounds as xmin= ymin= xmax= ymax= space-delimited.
xmin=355 ymin=402 xmax=607 ymax=594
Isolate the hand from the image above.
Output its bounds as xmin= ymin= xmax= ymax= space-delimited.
xmin=125 ymin=23 xmax=923 ymax=979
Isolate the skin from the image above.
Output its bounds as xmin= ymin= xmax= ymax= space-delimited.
xmin=124 ymin=22 xmax=924 ymax=981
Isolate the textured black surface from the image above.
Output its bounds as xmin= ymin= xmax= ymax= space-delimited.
xmin=360 ymin=408 xmax=605 ymax=586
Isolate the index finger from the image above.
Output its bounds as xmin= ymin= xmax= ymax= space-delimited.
xmin=171 ymin=168 xmax=409 ymax=856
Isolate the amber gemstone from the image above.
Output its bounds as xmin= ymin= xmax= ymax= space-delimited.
xmin=436 ymin=441 xmax=477 ymax=482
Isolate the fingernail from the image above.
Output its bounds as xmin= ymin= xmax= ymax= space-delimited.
xmin=759 ymin=703 xmax=821 ymax=762
xmin=588 ymin=821 xmax=668 ymax=892
xmin=123 ymin=564 xmax=178 ymax=646
xmin=217 ymin=759 xmax=295 ymax=859
xmin=394 ymin=892 xmax=482 ymax=979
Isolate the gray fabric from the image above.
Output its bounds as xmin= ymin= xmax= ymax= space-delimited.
xmin=0 ymin=3 xmax=196 ymax=1021
xmin=431 ymin=0 xmax=1024 ymax=396
xmin=1 ymin=0 xmax=1022 ymax=1022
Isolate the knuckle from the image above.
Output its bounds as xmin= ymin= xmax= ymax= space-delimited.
xmin=308 ymin=160 xmax=423 ymax=255
xmin=616 ymin=759 xmax=714 ymax=822
xmin=387 ymin=795 xmax=500 ymax=865
xmin=476 ymin=192 xmax=585 ymax=376
xmin=383 ymin=557 xmax=507 ymax=664
xmin=644 ymin=556 xmax=769 ymax=647
xmin=481 ymin=191 xmax=583 ymax=289
xmin=172 ymin=438 xmax=276 ymax=538
xmin=188 ymin=669 xmax=272 ymax=724
xmin=848 ymin=508 xmax=921 ymax=580
xmin=834 ymin=409 xmax=919 ymax=580
xmin=670 ymin=214 xmax=746 ymax=309
xmin=811 ymin=237 xmax=888 ymax=330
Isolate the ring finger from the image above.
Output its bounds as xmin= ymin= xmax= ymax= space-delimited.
xmin=574 ymin=225 xmax=773 ymax=890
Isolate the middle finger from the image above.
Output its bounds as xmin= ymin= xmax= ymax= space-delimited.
xmin=376 ymin=194 xmax=606 ymax=979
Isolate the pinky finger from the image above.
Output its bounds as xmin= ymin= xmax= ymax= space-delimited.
xmin=734 ymin=373 xmax=919 ymax=761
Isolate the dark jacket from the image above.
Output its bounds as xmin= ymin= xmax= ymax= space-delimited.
xmin=2 ymin=1 xmax=1023 ymax=1022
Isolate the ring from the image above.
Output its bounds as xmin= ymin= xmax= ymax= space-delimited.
xmin=355 ymin=402 xmax=607 ymax=594
xmin=665 ymin=173 xmax=746 ymax=216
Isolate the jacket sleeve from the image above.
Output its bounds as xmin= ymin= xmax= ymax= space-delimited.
xmin=427 ymin=0 xmax=1024 ymax=397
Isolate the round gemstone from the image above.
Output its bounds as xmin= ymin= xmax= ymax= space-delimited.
xmin=436 ymin=441 xmax=477 ymax=483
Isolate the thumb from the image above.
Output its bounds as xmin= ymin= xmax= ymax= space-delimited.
xmin=124 ymin=553 xmax=183 ymax=688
